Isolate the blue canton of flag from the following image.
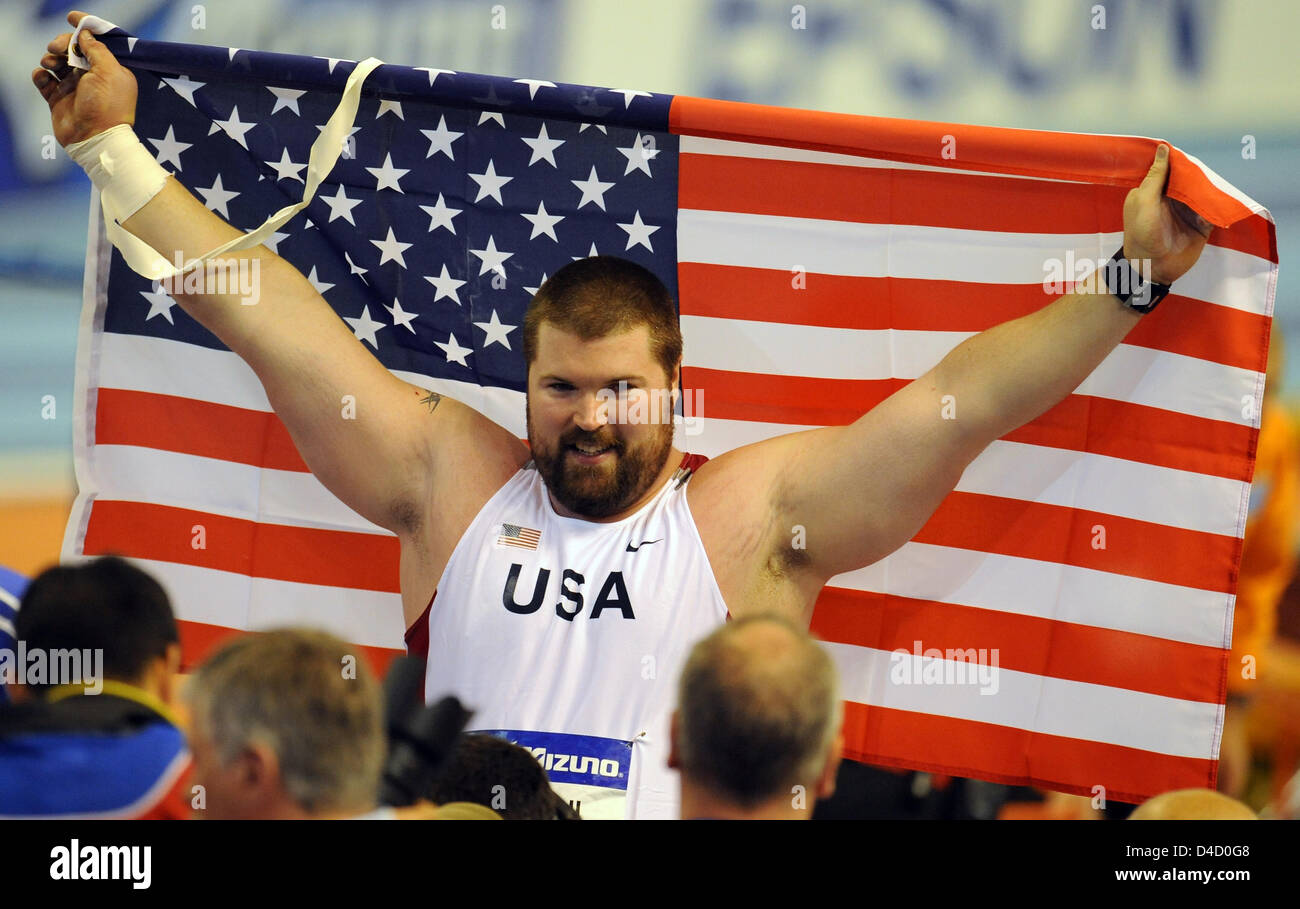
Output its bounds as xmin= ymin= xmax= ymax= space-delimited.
xmin=103 ymin=43 xmax=680 ymax=396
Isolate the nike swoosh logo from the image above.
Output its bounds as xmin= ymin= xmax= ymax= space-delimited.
xmin=625 ymin=539 xmax=663 ymax=552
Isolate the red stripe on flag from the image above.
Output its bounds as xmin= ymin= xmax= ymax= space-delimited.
xmin=685 ymin=367 xmax=1257 ymax=481
xmin=680 ymin=151 xmax=1132 ymax=234
xmin=669 ymin=95 xmax=1270 ymax=243
xmin=1212 ymin=212 xmax=1279 ymax=262
xmin=810 ymin=587 xmax=1225 ymax=702
xmin=176 ymin=618 xmax=403 ymax=677
xmin=915 ymin=492 xmax=1240 ymax=592
xmin=83 ymin=500 xmax=400 ymax=592
xmin=95 ymin=388 xmax=309 ymax=472
xmin=677 ymin=263 xmax=1270 ymax=373
xmin=838 ymin=701 xmax=1215 ymax=803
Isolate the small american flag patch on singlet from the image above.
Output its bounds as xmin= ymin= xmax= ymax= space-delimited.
xmin=497 ymin=523 xmax=542 ymax=550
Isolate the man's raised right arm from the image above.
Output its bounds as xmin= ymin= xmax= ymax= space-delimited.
xmin=35 ymin=17 xmax=527 ymax=539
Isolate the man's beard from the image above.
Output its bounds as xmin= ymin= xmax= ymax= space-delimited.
xmin=526 ymin=399 xmax=675 ymax=519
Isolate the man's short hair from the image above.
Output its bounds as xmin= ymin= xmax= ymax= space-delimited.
xmin=676 ymin=614 xmax=841 ymax=809
xmin=523 ymin=256 xmax=682 ymax=383
xmin=15 ymin=556 xmax=178 ymax=692
xmin=187 ymin=628 xmax=384 ymax=815
xmin=429 ymin=733 xmax=577 ymax=820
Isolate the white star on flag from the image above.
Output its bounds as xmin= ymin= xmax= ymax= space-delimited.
xmin=435 ymin=332 xmax=473 ymax=366
xmin=209 ymin=106 xmax=257 ymax=150
xmin=196 ymin=173 xmax=240 ymax=218
xmin=267 ymin=86 xmax=306 ymax=115
xmin=266 ymin=147 xmax=306 ymax=183
xmin=365 ymin=153 xmax=409 ymax=192
xmin=306 ymin=266 xmax=334 ymax=295
xmin=419 ymin=194 xmax=462 ymax=234
xmin=474 ymin=309 xmax=517 ymax=350
xmin=140 ymin=288 xmax=178 ymax=324
xmin=414 ymin=67 xmax=456 ymax=85
xmin=571 ymin=242 xmax=600 ymax=262
xmin=617 ymin=211 xmax=660 ymax=252
xmin=523 ymin=273 xmax=548 ymax=297
xmin=571 ymin=166 xmax=615 ymax=210
xmin=522 ymin=200 xmax=564 ymax=241
xmin=344 ymin=252 xmax=368 ymax=280
xmin=320 ymin=184 xmax=363 ymax=225
xmin=376 ymin=99 xmax=405 ymax=120
xmin=424 ymin=265 xmax=467 ymax=304
xmin=385 ymin=298 xmax=419 ymax=332
xmin=469 ymin=160 xmax=513 ymax=205
xmin=608 ymin=88 xmax=652 ymax=108
xmin=478 ymin=110 xmax=506 ymax=127
xmin=469 ymin=235 xmax=513 ymax=277
xmin=522 ymin=123 xmax=565 ymax=167
xmin=345 ymin=305 xmax=386 ymax=348
xmin=617 ymin=132 xmax=660 ymax=177
xmin=514 ymin=78 xmax=557 ymax=99
xmin=370 ymin=227 xmax=413 ymax=267
xmin=161 ymin=75 xmax=204 ymax=106
xmin=146 ymin=126 xmax=191 ymax=170
xmin=420 ymin=116 xmax=463 ymax=160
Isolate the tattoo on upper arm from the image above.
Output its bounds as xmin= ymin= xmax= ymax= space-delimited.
xmin=419 ymin=391 xmax=442 ymax=414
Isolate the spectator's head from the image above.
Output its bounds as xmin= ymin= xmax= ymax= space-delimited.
xmin=429 ymin=734 xmax=577 ymax=820
xmin=1129 ymin=788 xmax=1257 ymax=820
xmin=669 ymin=614 xmax=843 ymax=819
xmin=522 ymin=256 xmax=682 ymax=519
xmin=13 ymin=556 xmax=179 ymax=701
xmin=185 ymin=628 xmax=385 ymax=820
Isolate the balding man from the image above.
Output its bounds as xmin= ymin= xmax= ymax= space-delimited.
xmin=1129 ymin=788 xmax=1257 ymax=820
xmin=669 ymin=615 xmax=842 ymax=819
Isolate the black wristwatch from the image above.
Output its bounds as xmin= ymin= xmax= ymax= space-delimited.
xmin=1099 ymin=246 xmax=1171 ymax=313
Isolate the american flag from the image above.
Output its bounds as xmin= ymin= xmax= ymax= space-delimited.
xmin=65 ymin=26 xmax=1277 ymax=804
xmin=497 ymin=523 xmax=542 ymax=551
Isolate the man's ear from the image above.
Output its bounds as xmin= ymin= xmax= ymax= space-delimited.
xmin=155 ymin=642 xmax=183 ymax=707
xmin=240 ymin=742 xmax=281 ymax=794
xmin=816 ymin=727 xmax=844 ymax=801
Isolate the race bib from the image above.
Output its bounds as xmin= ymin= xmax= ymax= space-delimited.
xmin=477 ymin=729 xmax=633 ymax=820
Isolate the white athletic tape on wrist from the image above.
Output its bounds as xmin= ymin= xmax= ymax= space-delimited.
xmin=66 ymin=124 xmax=169 ymax=224
xmin=81 ymin=56 xmax=384 ymax=282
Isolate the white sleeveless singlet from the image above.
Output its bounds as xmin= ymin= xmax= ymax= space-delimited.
xmin=412 ymin=453 xmax=730 ymax=819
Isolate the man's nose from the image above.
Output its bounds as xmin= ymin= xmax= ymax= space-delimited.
xmin=573 ymin=390 xmax=610 ymax=432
